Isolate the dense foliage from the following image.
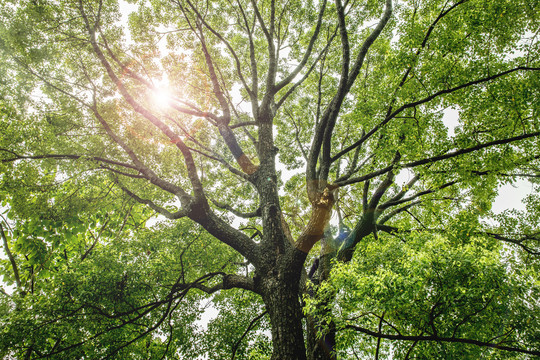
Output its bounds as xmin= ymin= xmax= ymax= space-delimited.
xmin=0 ymin=0 xmax=539 ymax=359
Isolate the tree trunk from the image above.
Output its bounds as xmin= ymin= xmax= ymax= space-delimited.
xmin=260 ymin=273 xmax=307 ymax=360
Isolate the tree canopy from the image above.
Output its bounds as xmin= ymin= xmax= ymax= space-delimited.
xmin=0 ymin=0 xmax=539 ymax=359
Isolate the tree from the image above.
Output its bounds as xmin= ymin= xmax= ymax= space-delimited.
xmin=0 ymin=0 xmax=539 ymax=358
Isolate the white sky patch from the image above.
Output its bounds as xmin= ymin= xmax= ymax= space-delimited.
xmin=394 ymin=168 xmax=414 ymax=186
xmin=492 ymin=179 xmax=533 ymax=214
xmin=118 ymin=1 xmax=138 ymax=45
xmin=277 ymin=158 xmax=302 ymax=185
xmin=0 ymin=212 xmax=17 ymax=296
xmin=441 ymin=107 xmax=460 ymax=137
xmin=195 ymin=299 xmax=220 ymax=331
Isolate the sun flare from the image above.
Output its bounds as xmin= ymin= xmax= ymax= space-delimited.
xmin=151 ymin=88 xmax=172 ymax=109
xmin=149 ymin=77 xmax=173 ymax=109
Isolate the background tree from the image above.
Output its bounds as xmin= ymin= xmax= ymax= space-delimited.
xmin=0 ymin=0 xmax=539 ymax=359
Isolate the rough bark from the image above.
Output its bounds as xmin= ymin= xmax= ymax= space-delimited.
xmin=263 ymin=279 xmax=307 ymax=360
xmin=252 ymin=113 xmax=310 ymax=359
xmin=256 ymin=247 xmax=307 ymax=360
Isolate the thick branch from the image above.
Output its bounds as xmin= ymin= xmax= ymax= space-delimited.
xmin=368 ymin=152 xmax=401 ymax=210
xmin=307 ymin=0 xmax=393 ymax=195
xmin=211 ymin=200 xmax=261 ymax=219
xmin=345 ymin=0 xmax=393 ymax=92
xmin=295 ymin=187 xmax=335 ymax=253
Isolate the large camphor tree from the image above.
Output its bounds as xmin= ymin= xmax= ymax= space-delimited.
xmin=0 ymin=0 xmax=539 ymax=358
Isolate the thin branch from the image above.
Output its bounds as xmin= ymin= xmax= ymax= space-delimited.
xmin=332 ymin=67 xmax=540 ymax=163
xmin=234 ymin=0 xmax=259 ymax=110
xmin=377 ymin=225 xmax=539 ymax=256
xmin=80 ymin=217 xmax=110 ymax=261
xmin=102 ymin=37 xmax=219 ymax=121
xmin=37 ymin=272 xmax=239 ymax=359
xmin=381 ymin=175 xmax=419 ymax=207
xmin=275 ymin=28 xmax=338 ymax=110
xmin=182 ymin=16 xmax=257 ymax=174
xmin=90 ymin=105 xmax=189 ymax=199
xmin=378 ymin=180 xmax=457 ymax=210
xmin=383 ymin=0 xmax=469 ymax=123
xmin=345 ymin=325 xmax=540 ymax=356
xmin=1 ymin=151 xmax=137 ymax=171
xmin=230 ymin=310 xmax=268 ymax=360
xmin=184 ymin=0 xmax=254 ymax=99
xmin=375 ymin=312 xmax=385 ymax=360
xmin=116 ymin=182 xmax=187 ymax=220
xmin=97 ymin=164 xmax=146 ymax=179
xmin=403 ymin=131 xmax=540 ymax=169
xmin=338 ymin=130 xmax=365 ymax=182
xmin=338 ymin=130 xmax=540 ymax=187
xmin=274 ymin=0 xmax=328 ymax=93
xmin=483 ymin=232 xmax=540 ymax=256
xmin=0 ymin=222 xmax=22 ymax=291
xmin=166 ymin=115 xmax=250 ymax=181
xmin=378 ymin=201 xmax=422 ymax=225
